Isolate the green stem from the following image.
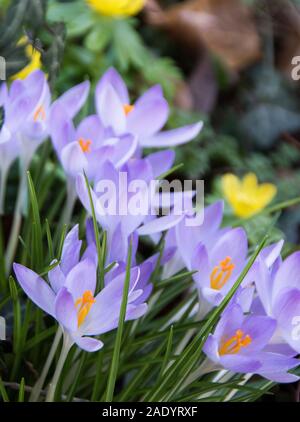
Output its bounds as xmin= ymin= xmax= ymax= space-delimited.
xmin=0 ymin=166 xmax=8 ymax=215
xmin=5 ymin=170 xmax=27 ymax=275
xmin=29 ymin=327 xmax=63 ymax=402
xmin=45 ymin=333 xmax=72 ymax=402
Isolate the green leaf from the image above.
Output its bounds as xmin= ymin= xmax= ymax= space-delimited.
xmin=105 ymin=238 xmax=133 ymax=402
xmin=83 ymin=172 xmax=103 ymax=292
xmin=18 ymin=377 xmax=25 ymax=402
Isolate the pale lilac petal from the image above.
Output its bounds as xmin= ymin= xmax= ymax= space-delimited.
xmin=202 ymin=287 xmax=223 ymax=306
xmin=220 ymin=354 xmax=261 ymax=373
xmin=256 ymin=352 xmax=299 ymax=373
xmin=55 ymin=287 xmax=77 ymax=332
xmin=214 ymin=304 xmax=244 ymax=340
xmin=74 ymin=336 xmax=104 ymax=352
xmin=76 ymin=114 xmax=105 ymax=147
xmin=65 ymin=259 xmax=97 ymax=300
xmin=241 ymin=315 xmax=276 ymax=352
xmin=191 ymin=243 xmax=210 ymax=286
xmin=56 ymin=80 xmax=90 ymax=119
xmin=273 ymin=288 xmax=300 ymax=353
xmin=135 ymin=85 xmax=164 ymax=106
xmin=96 ymin=68 xmax=129 ymax=105
xmin=258 ymin=372 xmax=299 ymax=383
xmin=146 ymin=150 xmax=175 ymax=178
xmin=13 ymin=263 xmax=55 ymax=316
xmin=211 ymin=227 xmax=248 ymax=280
xmin=111 ymin=134 xmax=138 ymax=168
xmin=127 ymin=97 xmax=169 ymax=137
xmin=137 ymin=214 xmax=184 ymax=236
xmin=49 ymin=103 xmax=76 ymax=156
xmin=61 ymin=225 xmax=82 ymax=276
xmin=273 ymin=252 xmax=300 ymax=301
xmin=254 ymin=259 xmax=273 ymax=315
xmin=140 ymin=121 xmax=203 ymax=147
xmin=96 ymin=84 xmax=126 ymax=135
xmin=259 ymin=240 xmax=284 ymax=269
xmin=61 ymin=141 xmax=88 ymax=177
xmin=48 ymin=261 xmax=66 ymax=293
xmin=203 ymin=335 xmax=220 ymax=363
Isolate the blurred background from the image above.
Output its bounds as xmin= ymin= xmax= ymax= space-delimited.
xmin=1 ymin=0 xmax=300 ymax=250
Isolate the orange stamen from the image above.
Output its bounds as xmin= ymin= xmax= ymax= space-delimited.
xmin=33 ymin=105 xmax=46 ymax=122
xmin=219 ymin=329 xmax=252 ymax=356
xmin=123 ymin=104 xmax=134 ymax=116
xmin=75 ymin=290 xmax=96 ymax=327
xmin=78 ymin=138 xmax=92 ymax=153
xmin=210 ymin=256 xmax=235 ymax=290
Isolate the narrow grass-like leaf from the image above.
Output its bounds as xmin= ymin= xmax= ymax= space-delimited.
xmin=157 ymin=163 xmax=184 ymax=180
xmin=9 ymin=276 xmax=22 ymax=381
xmin=27 ymin=171 xmax=43 ymax=270
xmin=105 ymin=239 xmax=133 ymax=402
xmin=45 ymin=218 xmax=54 ymax=260
xmin=83 ymin=172 xmax=103 ymax=292
xmin=18 ymin=377 xmax=25 ymax=402
xmin=0 ymin=377 xmax=9 ymax=402
xmin=145 ymin=235 xmax=268 ymax=401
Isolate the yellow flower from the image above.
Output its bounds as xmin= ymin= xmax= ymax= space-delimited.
xmin=222 ymin=173 xmax=277 ymax=218
xmin=86 ymin=0 xmax=145 ymax=17
xmin=12 ymin=38 xmax=42 ymax=80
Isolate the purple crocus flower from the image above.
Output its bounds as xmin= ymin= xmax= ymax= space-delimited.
xmin=13 ymin=225 xmax=149 ymax=352
xmin=76 ymin=152 xmax=186 ymax=263
xmin=161 ymin=201 xmax=227 ymax=279
xmin=253 ymin=250 xmax=300 ymax=355
xmin=95 ymin=68 xmax=203 ymax=148
xmin=203 ymin=303 xmax=299 ymax=383
xmin=191 ymin=227 xmax=249 ymax=310
xmin=50 ymin=104 xmax=137 ymax=183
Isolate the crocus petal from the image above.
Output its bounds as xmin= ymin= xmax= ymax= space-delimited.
xmin=65 ymin=259 xmax=97 ymax=300
xmin=56 ymin=80 xmax=90 ymax=119
xmin=74 ymin=336 xmax=104 ymax=352
xmin=76 ymin=174 xmax=107 ymax=228
xmin=96 ymin=84 xmax=126 ymax=135
xmin=49 ymin=103 xmax=76 ymax=156
xmin=135 ymin=85 xmax=164 ymax=106
xmin=137 ymin=214 xmax=184 ymax=236
xmin=76 ymin=114 xmax=105 ymax=146
xmin=272 ymin=252 xmax=300 ymax=301
xmin=220 ymin=354 xmax=261 ymax=374
xmin=241 ymin=315 xmax=276 ymax=352
xmin=146 ymin=150 xmax=175 ymax=178
xmin=258 ymin=372 xmax=299 ymax=383
xmin=55 ymin=287 xmax=77 ymax=332
xmin=96 ymin=67 xmax=129 ymax=105
xmin=61 ymin=141 xmax=88 ymax=177
xmin=140 ymin=121 xmax=203 ymax=147
xmin=111 ymin=134 xmax=138 ymax=168
xmin=13 ymin=263 xmax=55 ymax=317
xmin=61 ymin=225 xmax=82 ymax=276
xmin=259 ymin=240 xmax=284 ymax=269
xmin=191 ymin=243 xmax=210 ymax=286
xmin=48 ymin=261 xmax=66 ymax=293
xmin=175 ymin=201 xmax=224 ymax=268
xmin=127 ymin=97 xmax=169 ymax=137
xmin=273 ymin=288 xmax=300 ymax=353
xmin=214 ymin=304 xmax=244 ymax=341
xmin=202 ymin=287 xmax=224 ymax=306
xmin=203 ymin=335 xmax=220 ymax=364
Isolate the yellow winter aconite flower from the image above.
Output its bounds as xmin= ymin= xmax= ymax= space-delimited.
xmin=12 ymin=38 xmax=42 ymax=80
xmin=86 ymin=0 xmax=145 ymax=17
xmin=222 ymin=173 xmax=277 ymax=218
